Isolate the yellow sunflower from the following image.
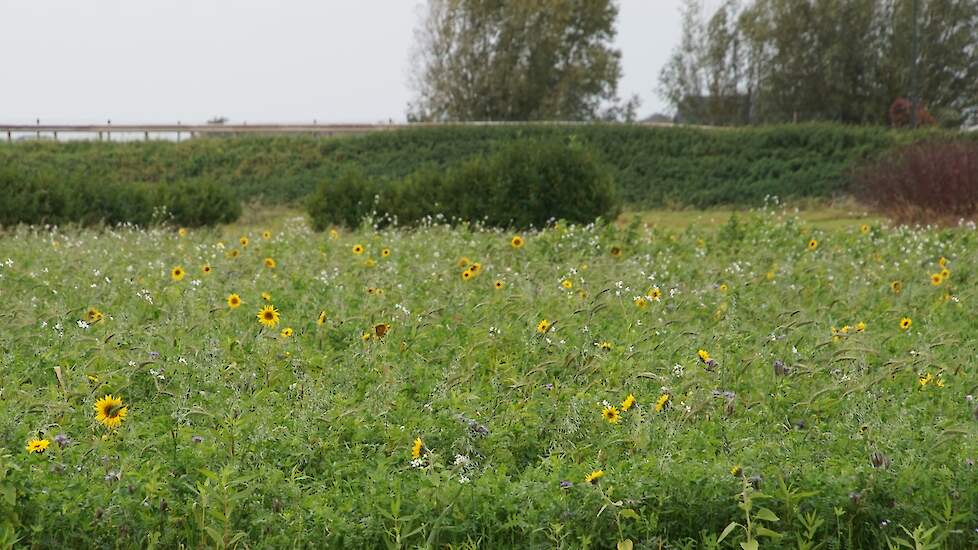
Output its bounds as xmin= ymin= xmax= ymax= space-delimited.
xmin=411 ymin=437 xmax=423 ymax=459
xmin=26 ymin=438 xmax=50 ymax=454
xmin=202 ymin=264 xmax=212 ymax=276
xmin=170 ymin=266 xmax=185 ymax=282
xmin=461 ymin=270 xmax=473 ymax=281
xmin=584 ymin=469 xmax=604 ymax=484
xmin=930 ymin=273 xmax=943 ymax=286
xmin=730 ymin=464 xmax=743 ymax=477
xmin=86 ymin=307 xmax=103 ymax=323
xmin=264 ymin=258 xmax=277 ymax=269
xmin=621 ymin=393 xmax=636 ymax=411
xmin=860 ymin=224 xmax=870 ymax=235
xmin=899 ymin=317 xmax=912 ymax=331
xmin=178 ymin=227 xmax=188 ymax=237
xmin=890 ymin=280 xmax=902 ymax=294
xmin=655 ymin=393 xmax=670 ymax=412
xmin=280 ymin=327 xmax=293 ymax=339
xmin=648 ymin=287 xmax=662 ymax=301
xmin=381 ymin=248 xmax=391 ymax=257
xmin=239 ymin=236 xmax=249 ymax=247
xmin=856 ymin=321 xmax=866 ymax=332
xmin=227 ymin=293 xmax=242 ymax=309
xmin=228 ymin=248 xmax=240 ymax=259
xmin=352 ymin=244 xmax=364 ymax=255
xmin=510 ymin=236 xmax=524 ymax=249
xmin=536 ymin=319 xmax=551 ymax=334
xmin=468 ymin=262 xmax=482 ymax=273
xmin=257 ymin=305 xmax=281 ymax=328
xmin=261 ymin=292 xmax=272 ymax=302
xmin=602 ymin=405 xmax=621 ymax=424
xmin=561 ymin=279 xmax=573 ymax=289
xmin=697 ymin=349 xmax=711 ymax=363
xmin=94 ymin=395 xmax=128 ymax=429
xmin=457 ymin=256 xmax=471 ymax=268
xmin=262 ymin=230 xmax=272 ymax=240
xmin=494 ymin=280 xmax=504 ymax=290
xmin=634 ymin=297 xmax=648 ymax=309
xmin=317 ymin=310 xmax=327 ymax=326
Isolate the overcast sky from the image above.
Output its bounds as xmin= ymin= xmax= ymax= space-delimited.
xmin=0 ymin=0 xmax=719 ymax=124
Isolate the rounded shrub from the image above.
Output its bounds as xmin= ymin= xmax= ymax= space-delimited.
xmin=155 ymin=179 xmax=242 ymax=227
xmin=307 ymin=139 xmax=620 ymax=229
xmin=307 ymin=166 xmax=380 ymax=230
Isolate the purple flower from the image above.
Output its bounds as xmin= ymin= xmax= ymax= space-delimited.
xmin=191 ymin=435 xmax=204 ymax=444
xmin=54 ymin=433 xmax=72 ymax=448
xmin=559 ymin=480 xmax=573 ymax=489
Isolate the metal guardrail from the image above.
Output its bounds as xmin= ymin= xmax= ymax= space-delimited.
xmin=0 ymin=121 xmax=678 ymax=142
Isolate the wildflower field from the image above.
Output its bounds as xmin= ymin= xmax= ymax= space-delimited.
xmin=2 ymin=208 xmax=977 ymax=549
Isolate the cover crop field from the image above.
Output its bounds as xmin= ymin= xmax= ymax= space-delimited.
xmin=2 ymin=209 xmax=977 ymax=548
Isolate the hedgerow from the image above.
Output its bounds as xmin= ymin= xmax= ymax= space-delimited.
xmin=0 ymin=168 xmax=240 ymax=228
xmin=3 ymin=124 xmax=973 ymax=208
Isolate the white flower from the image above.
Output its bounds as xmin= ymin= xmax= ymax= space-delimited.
xmin=77 ymin=320 xmax=90 ymax=329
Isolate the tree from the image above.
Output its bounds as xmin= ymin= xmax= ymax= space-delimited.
xmin=408 ymin=0 xmax=636 ymax=122
xmin=660 ymin=0 xmax=978 ymax=127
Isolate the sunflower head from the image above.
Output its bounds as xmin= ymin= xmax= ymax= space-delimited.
xmin=621 ymin=393 xmax=636 ymax=411
xmin=697 ymin=349 xmax=711 ymax=363
xmin=601 ymin=405 xmax=620 ymax=424
xmin=890 ymin=280 xmax=902 ymax=294
xmin=457 ymin=256 xmax=471 ymax=268
xmin=227 ymin=293 xmax=242 ymax=308
xmin=280 ymin=327 xmax=293 ymax=339
xmin=261 ymin=292 xmax=272 ymax=302
xmin=719 ymin=283 xmax=728 ymax=293
xmin=468 ymin=262 xmax=482 ymax=273
xmin=598 ymin=341 xmax=612 ymax=351
xmin=86 ymin=307 xmax=103 ymax=323
xmin=649 ymin=287 xmax=662 ymax=301
xmin=317 ymin=311 xmax=327 ymax=326
xmin=178 ymin=227 xmax=188 ymax=237
xmin=352 ymin=244 xmax=364 ymax=255
xmin=930 ymin=273 xmax=943 ymax=286
xmin=536 ymin=319 xmax=551 ymax=334
xmin=170 ymin=266 xmax=185 ymax=282
xmin=494 ymin=280 xmax=504 ymax=290
xmin=510 ymin=236 xmax=524 ymax=249
xmin=655 ymin=393 xmax=671 ymax=413
xmin=634 ymin=297 xmax=647 ymax=309
xmin=730 ymin=464 xmax=743 ymax=477
xmin=561 ymin=279 xmax=573 ymax=289
xmin=411 ymin=437 xmax=423 ymax=459
xmin=94 ymin=395 xmax=128 ymax=429
xmin=461 ymin=270 xmax=473 ymax=281
xmin=856 ymin=321 xmax=866 ymax=332
xmin=26 ymin=438 xmax=50 ymax=454
xmin=239 ymin=237 xmax=249 ymax=247
xmin=860 ymin=224 xmax=870 ymax=235
xmin=262 ymin=230 xmax=272 ymax=240
xmin=264 ymin=258 xmax=276 ymax=269
xmin=584 ymin=469 xmax=604 ymax=484
xmin=202 ymin=264 xmax=212 ymax=275
xmin=381 ymin=248 xmax=391 ymax=257
xmin=808 ymin=239 xmax=818 ymax=250
xmin=610 ymin=246 xmax=622 ymax=257
xmin=900 ymin=317 xmax=912 ymax=331
xmin=257 ymin=305 xmax=281 ymax=328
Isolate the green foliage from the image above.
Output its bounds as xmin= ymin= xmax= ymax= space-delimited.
xmin=307 ymin=140 xmax=620 ymax=229
xmin=4 ymin=124 xmax=973 ymax=211
xmin=662 ymin=0 xmax=978 ymax=126
xmin=0 ymin=168 xmax=240 ymax=228
xmin=3 ymin=207 xmax=978 ymax=547
xmin=306 ymin=166 xmax=379 ymax=231
xmin=409 ymin=0 xmax=634 ymax=121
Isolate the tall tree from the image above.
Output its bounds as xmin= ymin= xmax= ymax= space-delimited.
xmin=408 ymin=0 xmax=636 ymax=121
xmin=661 ymin=0 xmax=978 ymax=126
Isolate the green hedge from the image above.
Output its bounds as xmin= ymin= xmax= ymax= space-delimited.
xmin=2 ymin=124 xmax=975 ymax=208
xmin=0 ymin=168 xmax=240 ymax=228
xmin=308 ymin=140 xmax=620 ymax=229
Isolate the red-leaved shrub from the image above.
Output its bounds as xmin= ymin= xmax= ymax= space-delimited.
xmin=852 ymin=141 xmax=978 ymax=224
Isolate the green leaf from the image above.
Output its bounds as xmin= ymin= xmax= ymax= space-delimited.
xmin=741 ymin=540 xmax=759 ymax=550
xmin=756 ymin=526 xmax=783 ymax=539
xmin=718 ymin=522 xmax=740 ymax=543
xmin=617 ymin=539 xmax=634 ymax=550
xmin=754 ymin=507 xmax=780 ymax=522
xmin=619 ymin=508 xmax=640 ymax=520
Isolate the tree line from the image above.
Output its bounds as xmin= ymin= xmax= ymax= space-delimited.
xmin=407 ymin=0 xmax=978 ymax=127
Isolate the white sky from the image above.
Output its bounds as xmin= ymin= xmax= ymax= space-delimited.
xmin=0 ymin=0 xmax=718 ymax=124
